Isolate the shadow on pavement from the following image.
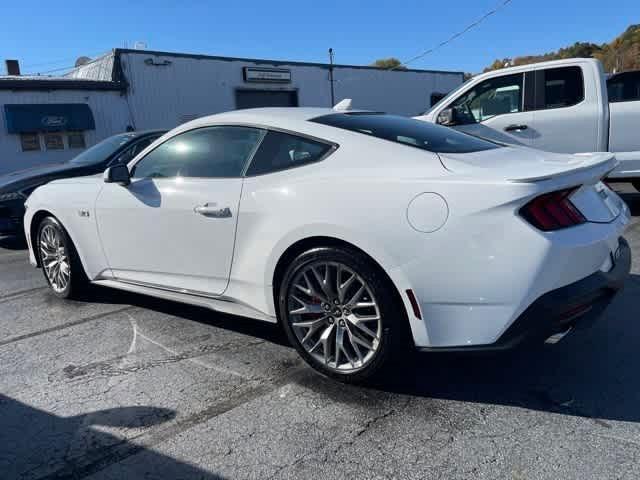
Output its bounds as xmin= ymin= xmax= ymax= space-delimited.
xmin=81 ymin=285 xmax=291 ymax=347
xmin=619 ymin=191 xmax=640 ymax=216
xmin=82 ymin=268 xmax=640 ymax=426
xmin=369 ymin=273 xmax=640 ymax=424
xmin=0 ymin=394 xmax=226 ymax=479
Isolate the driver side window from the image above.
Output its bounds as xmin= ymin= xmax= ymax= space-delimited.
xmin=449 ymin=73 xmax=524 ymax=124
xmin=131 ymin=126 xmax=264 ymax=179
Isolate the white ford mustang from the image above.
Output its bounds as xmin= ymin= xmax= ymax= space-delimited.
xmin=24 ymin=107 xmax=631 ymax=382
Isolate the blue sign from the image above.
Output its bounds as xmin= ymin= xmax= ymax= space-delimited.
xmin=4 ymin=104 xmax=95 ymax=133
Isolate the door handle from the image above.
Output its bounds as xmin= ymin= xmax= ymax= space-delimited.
xmin=504 ymin=124 xmax=528 ymax=132
xmin=194 ymin=203 xmax=232 ymax=218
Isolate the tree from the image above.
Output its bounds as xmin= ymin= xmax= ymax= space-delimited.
xmin=371 ymin=58 xmax=407 ymax=70
xmin=483 ymin=58 xmax=512 ymax=72
xmin=483 ymin=24 xmax=640 ymax=73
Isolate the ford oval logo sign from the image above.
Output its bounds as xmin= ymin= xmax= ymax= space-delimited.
xmin=41 ymin=115 xmax=67 ymax=127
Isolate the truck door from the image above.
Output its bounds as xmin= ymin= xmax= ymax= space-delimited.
xmin=439 ymin=72 xmax=534 ymax=146
xmin=530 ymin=66 xmax=601 ymax=153
xmin=607 ymin=71 xmax=640 ymax=177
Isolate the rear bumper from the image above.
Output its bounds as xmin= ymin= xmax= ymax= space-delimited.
xmin=418 ymin=237 xmax=631 ymax=352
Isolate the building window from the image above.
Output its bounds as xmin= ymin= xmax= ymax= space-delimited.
xmin=44 ymin=133 xmax=65 ymax=150
xmin=20 ymin=133 xmax=41 ymax=151
xmin=68 ymin=131 xmax=86 ymax=149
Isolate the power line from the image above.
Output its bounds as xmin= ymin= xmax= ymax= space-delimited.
xmin=22 ymin=50 xmax=112 ymax=76
xmin=390 ymin=0 xmax=515 ymax=71
xmin=22 ymin=49 xmax=111 ymax=70
xmin=329 ymin=0 xmax=515 ymax=97
xmin=25 ymin=65 xmax=78 ymax=75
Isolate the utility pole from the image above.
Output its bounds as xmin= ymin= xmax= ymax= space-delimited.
xmin=328 ymin=48 xmax=335 ymax=107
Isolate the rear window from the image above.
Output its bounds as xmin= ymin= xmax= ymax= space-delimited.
xmin=607 ymin=71 xmax=640 ymax=102
xmin=541 ymin=66 xmax=584 ymax=109
xmin=310 ymin=113 xmax=499 ymax=154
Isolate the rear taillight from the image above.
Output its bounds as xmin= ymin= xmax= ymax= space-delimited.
xmin=520 ymin=188 xmax=586 ymax=231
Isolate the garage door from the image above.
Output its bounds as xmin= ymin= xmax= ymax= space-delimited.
xmin=236 ymin=90 xmax=299 ymax=109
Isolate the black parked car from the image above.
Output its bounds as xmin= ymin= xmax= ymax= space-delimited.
xmin=0 ymin=130 xmax=166 ymax=236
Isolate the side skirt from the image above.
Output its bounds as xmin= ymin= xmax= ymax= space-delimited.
xmin=91 ymin=279 xmax=277 ymax=323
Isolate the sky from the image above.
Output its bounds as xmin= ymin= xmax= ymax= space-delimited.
xmin=1 ymin=0 xmax=639 ymax=75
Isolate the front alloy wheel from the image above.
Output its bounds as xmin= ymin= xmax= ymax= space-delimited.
xmin=37 ymin=216 xmax=87 ymax=299
xmin=39 ymin=223 xmax=71 ymax=294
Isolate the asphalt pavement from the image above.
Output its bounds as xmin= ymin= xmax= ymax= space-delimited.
xmin=1 ymin=184 xmax=639 ymax=480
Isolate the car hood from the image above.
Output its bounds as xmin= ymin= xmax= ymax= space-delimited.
xmin=0 ymin=162 xmax=99 ymax=194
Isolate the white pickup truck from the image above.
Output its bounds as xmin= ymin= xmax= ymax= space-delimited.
xmin=416 ymin=58 xmax=640 ymax=191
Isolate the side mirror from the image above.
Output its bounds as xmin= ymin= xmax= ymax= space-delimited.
xmin=104 ymin=164 xmax=131 ymax=186
xmin=436 ymin=107 xmax=456 ymax=126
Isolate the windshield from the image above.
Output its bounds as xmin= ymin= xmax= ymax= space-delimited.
xmin=68 ymin=133 xmax=141 ymax=165
xmin=311 ymin=113 xmax=500 ymax=154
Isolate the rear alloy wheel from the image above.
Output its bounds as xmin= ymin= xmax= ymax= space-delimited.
xmin=37 ymin=216 xmax=87 ymax=299
xmin=279 ymin=247 xmax=409 ymax=383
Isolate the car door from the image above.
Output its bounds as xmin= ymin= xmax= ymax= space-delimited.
xmin=95 ymin=125 xmax=264 ymax=295
xmin=442 ymin=72 xmax=534 ymax=146
xmin=529 ymin=65 xmax=601 ymax=153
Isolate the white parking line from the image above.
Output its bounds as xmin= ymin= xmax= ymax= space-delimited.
xmin=124 ymin=312 xmax=252 ymax=380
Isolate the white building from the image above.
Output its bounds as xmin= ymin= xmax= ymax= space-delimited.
xmin=0 ymin=49 xmax=463 ymax=175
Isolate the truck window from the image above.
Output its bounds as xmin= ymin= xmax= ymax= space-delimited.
xmin=540 ymin=67 xmax=584 ymax=109
xmin=448 ymin=73 xmax=523 ymax=124
xmin=607 ymin=71 xmax=640 ymax=102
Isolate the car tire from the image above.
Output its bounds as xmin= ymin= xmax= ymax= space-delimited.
xmin=36 ymin=216 xmax=88 ymax=299
xmin=278 ymin=246 xmax=411 ymax=383
xmin=632 ymin=181 xmax=640 ymax=193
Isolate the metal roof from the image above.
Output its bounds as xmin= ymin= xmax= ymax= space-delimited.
xmin=114 ymin=48 xmax=465 ymax=76
xmin=0 ymin=74 xmax=123 ymax=91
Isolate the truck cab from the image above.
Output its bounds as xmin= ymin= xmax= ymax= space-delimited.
xmin=416 ymin=58 xmax=640 ymax=191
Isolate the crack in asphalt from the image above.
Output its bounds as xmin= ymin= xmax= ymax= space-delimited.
xmin=0 ymin=286 xmax=48 ymax=303
xmin=0 ymin=255 xmax=33 ymax=266
xmin=35 ymin=366 xmax=311 ymax=480
xmin=265 ymin=397 xmax=413 ymax=479
xmin=56 ymin=335 xmax=268 ymax=383
xmin=0 ymin=306 xmax=134 ymax=348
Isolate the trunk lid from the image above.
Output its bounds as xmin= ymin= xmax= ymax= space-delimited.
xmin=439 ymin=146 xmax=624 ymax=223
xmin=438 ymin=146 xmax=617 ymax=183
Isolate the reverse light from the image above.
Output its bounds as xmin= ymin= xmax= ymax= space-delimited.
xmin=520 ymin=188 xmax=586 ymax=231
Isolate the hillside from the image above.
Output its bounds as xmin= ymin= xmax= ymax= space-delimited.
xmin=484 ymin=24 xmax=640 ymax=73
